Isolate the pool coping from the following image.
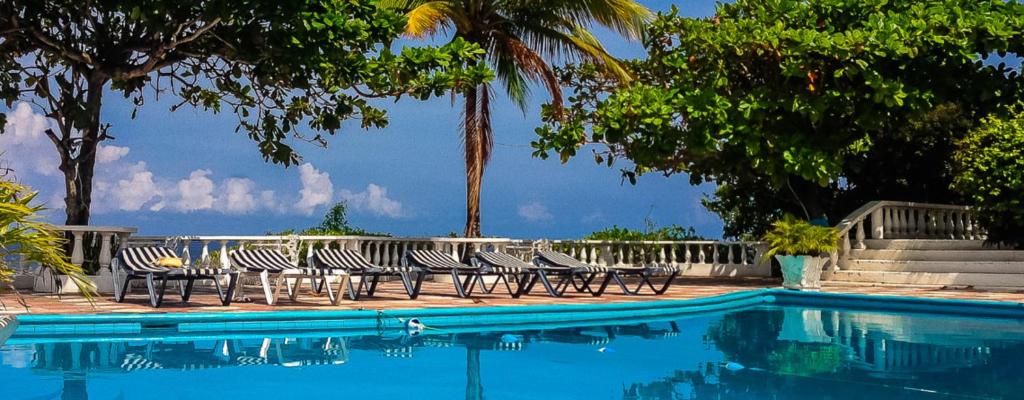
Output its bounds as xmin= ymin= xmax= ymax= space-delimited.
xmin=6 ymin=289 xmax=1024 ymax=340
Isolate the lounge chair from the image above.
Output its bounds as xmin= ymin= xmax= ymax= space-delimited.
xmin=113 ymin=246 xmax=238 ymax=307
xmin=534 ymin=250 xmax=679 ymax=295
xmin=404 ymin=250 xmax=524 ymax=298
xmin=228 ymin=249 xmax=350 ymax=305
xmin=310 ymin=248 xmax=425 ymax=300
xmin=474 ymin=251 xmax=586 ymax=297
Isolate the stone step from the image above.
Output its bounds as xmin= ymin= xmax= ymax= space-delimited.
xmin=848 ymin=249 xmax=1024 ymax=262
xmin=862 ymin=239 xmax=995 ymax=250
xmin=830 ymin=270 xmax=1024 ymax=288
xmin=840 ymin=260 xmax=1024 ymax=274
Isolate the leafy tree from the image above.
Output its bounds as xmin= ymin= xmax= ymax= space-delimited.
xmin=534 ymin=0 xmax=1024 ymax=237
xmin=382 ymin=0 xmax=650 ymax=237
xmin=953 ymin=105 xmax=1024 ymax=248
xmin=0 ymin=0 xmax=490 ymax=225
xmin=1 ymin=180 xmax=93 ymax=297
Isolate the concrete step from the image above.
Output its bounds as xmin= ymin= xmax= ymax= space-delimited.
xmin=830 ymin=270 xmax=1024 ymax=288
xmin=848 ymin=249 xmax=1024 ymax=262
xmin=840 ymin=260 xmax=1024 ymax=274
xmin=862 ymin=239 xmax=995 ymax=250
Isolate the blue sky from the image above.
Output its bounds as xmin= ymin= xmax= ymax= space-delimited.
xmin=0 ymin=0 xmax=723 ymax=239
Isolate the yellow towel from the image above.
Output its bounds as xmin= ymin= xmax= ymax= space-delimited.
xmin=156 ymin=257 xmax=183 ymax=268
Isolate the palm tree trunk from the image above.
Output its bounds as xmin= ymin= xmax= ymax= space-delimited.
xmin=463 ymin=86 xmax=484 ymax=238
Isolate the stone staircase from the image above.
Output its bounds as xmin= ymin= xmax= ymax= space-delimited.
xmin=829 ymin=201 xmax=1024 ymax=289
xmin=831 ymin=239 xmax=1024 ymax=288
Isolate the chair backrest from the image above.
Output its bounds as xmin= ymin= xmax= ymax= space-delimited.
xmin=476 ymin=251 xmax=531 ymax=270
xmin=118 ymin=246 xmax=180 ymax=272
xmin=535 ymin=250 xmax=589 ymax=268
xmin=405 ymin=250 xmax=467 ymax=270
xmin=314 ymin=248 xmax=376 ymax=271
xmin=229 ymin=249 xmax=295 ymax=272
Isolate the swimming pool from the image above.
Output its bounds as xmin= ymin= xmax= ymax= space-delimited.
xmin=2 ymin=291 xmax=1024 ymax=399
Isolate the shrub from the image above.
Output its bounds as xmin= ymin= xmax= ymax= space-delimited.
xmin=0 ymin=180 xmax=93 ymax=297
xmin=953 ymin=106 xmax=1024 ymax=248
xmin=762 ymin=215 xmax=838 ymax=257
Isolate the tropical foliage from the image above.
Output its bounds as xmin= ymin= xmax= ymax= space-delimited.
xmin=382 ymin=0 xmax=651 ymax=237
xmin=0 ymin=180 xmax=93 ymax=297
xmin=533 ymin=0 xmax=1024 ymax=237
xmin=302 ymin=202 xmax=389 ymax=237
xmin=953 ymin=105 xmax=1024 ymax=248
xmin=584 ymin=224 xmax=703 ymax=241
xmin=762 ymin=215 xmax=838 ymax=258
xmin=0 ymin=0 xmax=490 ymax=225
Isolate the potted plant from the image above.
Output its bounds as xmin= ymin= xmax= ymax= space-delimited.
xmin=762 ymin=215 xmax=839 ymax=290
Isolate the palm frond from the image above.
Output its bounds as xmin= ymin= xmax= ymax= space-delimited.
xmin=405 ymin=1 xmax=454 ymax=38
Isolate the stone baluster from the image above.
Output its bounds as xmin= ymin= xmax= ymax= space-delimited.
xmin=200 ymin=241 xmax=211 ymax=266
xmin=954 ymin=212 xmax=965 ymax=240
xmin=853 ymin=220 xmax=865 ymax=250
xmin=370 ymin=241 xmax=381 ymax=264
xmin=381 ymin=242 xmax=393 ymax=267
xmin=69 ymin=231 xmax=85 ymax=267
xmin=944 ymin=211 xmax=955 ymax=239
xmin=921 ymin=209 xmax=929 ymax=238
xmin=684 ymin=244 xmax=692 ymax=264
xmin=882 ymin=208 xmax=893 ymax=238
xmin=588 ymin=245 xmax=598 ymax=265
xmin=927 ymin=210 xmax=938 ymax=238
xmin=665 ymin=244 xmax=674 ymax=265
xmin=638 ymin=246 xmax=647 ymax=265
xmin=616 ymin=245 xmax=625 ymax=266
xmin=906 ymin=209 xmax=918 ymax=237
xmin=895 ymin=208 xmax=906 ymax=238
xmin=870 ymin=208 xmax=884 ymax=239
xmin=218 ymin=240 xmax=230 ymax=267
xmin=600 ymin=243 xmax=615 ymax=267
xmin=740 ymin=244 xmax=748 ymax=265
xmin=698 ymin=245 xmax=706 ymax=264
xmin=98 ymin=233 xmax=114 ymax=269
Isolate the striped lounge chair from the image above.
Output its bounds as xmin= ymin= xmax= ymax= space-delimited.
xmin=404 ymin=250 xmax=524 ymax=298
xmin=113 ymin=246 xmax=238 ymax=307
xmin=534 ymin=250 xmax=679 ymax=296
xmin=474 ymin=251 xmax=582 ymax=297
xmin=310 ymin=249 xmax=425 ymax=300
xmin=228 ymin=249 xmax=350 ymax=305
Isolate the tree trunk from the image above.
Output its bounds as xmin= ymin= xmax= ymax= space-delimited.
xmin=463 ymin=86 xmax=483 ymax=238
xmin=787 ymin=177 xmax=828 ymax=222
xmin=58 ymin=75 xmax=104 ymax=226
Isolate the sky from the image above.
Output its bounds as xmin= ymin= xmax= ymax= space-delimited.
xmin=0 ymin=0 xmax=723 ymax=239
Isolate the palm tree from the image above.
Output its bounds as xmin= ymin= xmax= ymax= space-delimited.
xmin=382 ymin=0 xmax=651 ymax=237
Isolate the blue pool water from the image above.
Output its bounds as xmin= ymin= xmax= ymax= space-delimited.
xmin=3 ymin=304 xmax=1024 ymax=399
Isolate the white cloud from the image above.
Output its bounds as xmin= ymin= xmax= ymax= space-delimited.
xmin=0 ymin=102 xmax=59 ymax=177
xmin=107 ymin=162 xmax=163 ymax=212
xmin=518 ymin=201 xmax=553 ymax=222
xmin=582 ymin=211 xmax=606 ymax=224
xmin=173 ymin=169 xmax=216 ymax=212
xmin=219 ymin=178 xmax=258 ymax=214
xmin=340 ymin=183 xmax=405 ymax=218
xmin=96 ymin=144 xmax=130 ymax=164
xmin=295 ymin=163 xmax=333 ymax=215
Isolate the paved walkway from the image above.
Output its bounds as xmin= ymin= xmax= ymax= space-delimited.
xmin=2 ymin=278 xmax=1023 ymax=315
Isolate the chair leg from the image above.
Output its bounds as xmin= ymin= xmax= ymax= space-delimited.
xmin=146 ymin=273 xmax=169 ymax=308
xmin=451 ymin=269 xmax=468 ymax=298
xmin=648 ymin=271 xmax=678 ymax=295
xmin=259 ymin=271 xmax=276 ymax=305
xmin=405 ymin=271 xmax=425 ymax=299
xmin=116 ymin=275 xmax=134 ymax=303
xmin=288 ymin=276 xmax=304 ymax=301
xmin=366 ymin=274 xmax=382 ymax=296
xmin=330 ymin=275 xmax=350 ymax=306
xmin=182 ymin=277 xmax=197 ymax=302
xmin=589 ymin=273 xmax=615 ymax=297
xmin=346 ymin=274 xmax=363 ymax=300
xmin=220 ymin=273 xmax=238 ymax=306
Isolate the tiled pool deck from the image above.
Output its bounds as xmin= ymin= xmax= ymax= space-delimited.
xmin=2 ymin=278 xmax=1023 ymax=315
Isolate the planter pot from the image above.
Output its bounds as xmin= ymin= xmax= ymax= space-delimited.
xmin=33 ymin=267 xmax=112 ymax=294
xmin=776 ymin=255 xmax=826 ymax=291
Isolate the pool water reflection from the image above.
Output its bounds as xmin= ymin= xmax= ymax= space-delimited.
xmin=3 ymin=305 xmax=1024 ymax=399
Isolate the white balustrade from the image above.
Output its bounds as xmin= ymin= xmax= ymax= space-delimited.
xmin=833 ymin=201 xmax=985 ymax=273
xmin=29 ymin=225 xmax=137 ymax=293
xmin=549 ymin=240 xmax=768 ymax=273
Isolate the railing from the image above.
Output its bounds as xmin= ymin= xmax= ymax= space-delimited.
xmin=128 ymin=235 xmax=515 ymax=268
xmin=29 ymin=225 xmax=138 ymax=292
xmin=831 ymin=201 xmax=985 ymax=271
xmin=545 ymin=240 xmax=769 ymax=275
